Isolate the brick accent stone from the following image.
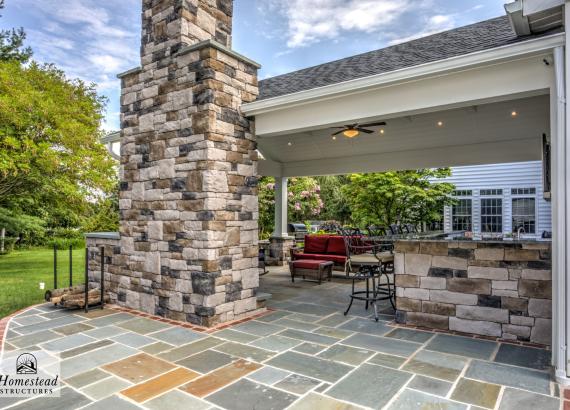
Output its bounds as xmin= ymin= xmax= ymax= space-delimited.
xmin=394 ymin=239 xmax=551 ymax=344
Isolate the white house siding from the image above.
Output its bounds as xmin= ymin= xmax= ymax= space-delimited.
xmin=439 ymin=161 xmax=551 ymax=237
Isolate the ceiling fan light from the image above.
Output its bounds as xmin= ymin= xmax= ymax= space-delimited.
xmin=343 ymin=129 xmax=359 ymax=138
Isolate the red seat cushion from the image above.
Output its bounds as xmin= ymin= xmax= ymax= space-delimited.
xmin=293 ymin=253 xmax=347 ymax=264
xmin=326 ymin=236 xmax=346 ymax=256
xmin=291 ymin=260 xmax=333 ymax=269
xmin=304 ymin=235 xmax=329 ymax=254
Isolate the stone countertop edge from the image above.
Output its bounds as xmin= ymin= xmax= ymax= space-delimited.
xmin=85 ymin=232 xmax=120 ymax=240
xmin=394 ymin=237 xmax=551 ymax=244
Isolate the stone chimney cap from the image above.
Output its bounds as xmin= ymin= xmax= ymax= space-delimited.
xmin=177 ymin=39 xmax=262 ymax=69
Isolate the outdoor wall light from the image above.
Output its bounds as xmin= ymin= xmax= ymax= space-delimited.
xmin=343 ymin=129 xmax=360 ymax=138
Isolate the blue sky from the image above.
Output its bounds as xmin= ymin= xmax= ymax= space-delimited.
xmin=3 ymin=0 xmax=506 ymax=131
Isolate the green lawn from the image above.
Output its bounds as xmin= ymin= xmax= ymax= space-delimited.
xmin=0 ymin=248 xmax=86 ymax=318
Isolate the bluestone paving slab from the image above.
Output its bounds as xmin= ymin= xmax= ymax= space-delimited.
xmin=86 ymin=312 xmax=136 ymax=328
xmin=102 ymin=352 xmax=175 ymax=383
xmin=314 ymin=382 xmax=331 ymax=393
xmin=40 ymin=310 xmax=80 ymax=319
xmin=466 ymin=360 xmax=552 ymax=395
xmin=117 ymin=317 xmax=171 ymax=335
xmin=494 ymin=344 xmax=551 ymax=370
xmin=287 ymin=393 xmax=363 ymax=410
xmin=266 ymin=351 xmax=353 ymax=383
xmin=328 ymin=363 xmax=412 ymax=409
xmin=59 ymin=343 xmax=138 ymax=378
xmin=81 ymin=395 xmax=143 ymax=410
xmin=313 ymin=326 xmax=354 ymax=339
xmin=214 ymin=341 xmax=274 ymax=362
xmin=250 ymin=335 xmax=302 ymax=352
xmin=292 ymin=342 xmax=326 ymax=355
xmin=110 ymin=331 xmax=157 ymax=348
xmin=498 ymin=387 xmax=560 ymax=410
xmin=232 ymin=320 xmax=284 ymax=336
xmin=11 ymin=314 xmax=48 ymax=326
xmin=15 ymin=315 xmax=84 ymax=334
xmin=286 ymin=313 xmax=321 ymax=323
xmin=177 ymin=349 xmax=235 ymax=373
xmin=140 ymin=341 xmax=175 ymax=355
xmin=0 ymin=396 xmax=26 ymax=409
xmin=273 ymin=318 xmax=319 ymax=331
xmin=367 ymin=352 xmax=407 ymax=369
xmin=9 ymin=329 xmax=61 ymax=348
xmin=148 ymin=326 xmax=204 ymax=345
xmin=81 ymin=376 xmax=132 ymax=400
xmin=157 ymin=337 xmax=224 ymax=362
xmin=144 ymin=390 xmax=210 ymax=410
xmin=8 ymin=387 xmax=91 ymax=410
xmin=278 ymin=328 xmax=339 ymax=345
xmin=451 ymin=378 xmax=501 ymax=409
xmin=280 ymin=302 xmax=338 ymax=316
xmin=408 ymin=375 xmax=453 ymax=396
xmin=384 ymin=328 xmax=434 ymax=344
xmin=426 ymin=334 xmax=497 ymax=360
xmin=53 ymin=322 xmax=95 ymax=336
xmin=83 ymin=325 xmax=127 ymax=339
xmin=403 ymin=350 xmax=468 ymax=381
xmin=342 ymin=333 xmax=420 ymax=357
xmin=318 ymin=344 xmax=374 ymax=365
xmin=339 ymin=317 xmax=393 ymax=336
xmin=248 ymin=366 xmax=290 ymax=385
xmin=207 ymin=378 xmax=297 ymax=410
xmin=65 ymin=368 xmax=112 ymax=388
xmin=14 ymin=307 xmax=44 ymax=317
xmin=213 ymin=328 xmax=260 ymax=343
xmin=387 ymin=389 xmax=467 ymax=410
xmin=274 ymin=374 xmax=320 ymax=394
xmin=255 ymin=311 xmax=291 ymax=322
xmin=60 ymin=339 xmax=114 ymax=359
xmin=40 ymin=333 xmax=96 ymax=352
xmin=315 ymin=313 xmax=353 ymax=327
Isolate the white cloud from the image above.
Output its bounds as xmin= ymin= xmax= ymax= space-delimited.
xmin=387 ymin=14 xmax=456 ymax=45
xmin=268 ymin=0 xmax=414 ymax=48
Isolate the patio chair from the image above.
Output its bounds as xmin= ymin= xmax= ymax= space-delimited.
xmin=389 ymin=224 xmax=402 ymax=235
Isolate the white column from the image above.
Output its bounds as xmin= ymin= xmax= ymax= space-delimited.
xmin=272 ymin=177 xmax=289 ymax=238
xmin=553 ymin=40 xmax=568 ymax=382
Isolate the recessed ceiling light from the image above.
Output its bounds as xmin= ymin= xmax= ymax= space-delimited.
xmin=379 ymin=129 xmax=385 ymax=134
xmin=511 ymin=111 xmax=518 ymax=117
xmin=332 ymin=136 xmax=337 ymax=140
xmin=437 ymin=121 xmax=444 ymax=127
xmin=287 ymin=142 xmax=292 ymax=146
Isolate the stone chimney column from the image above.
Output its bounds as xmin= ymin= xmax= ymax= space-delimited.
xmin=116 ymin=0 xmax=261 ymax=326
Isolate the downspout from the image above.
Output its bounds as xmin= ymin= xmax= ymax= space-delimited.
xmin=554 ymin=44 xmax=568 ymax=380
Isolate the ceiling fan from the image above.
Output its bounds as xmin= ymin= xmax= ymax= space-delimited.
xmin=331 ymin=121 xmax=387 ymax=139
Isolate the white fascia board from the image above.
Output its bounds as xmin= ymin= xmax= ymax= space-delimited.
xmin=242 ymin=33 xmax=564 ymax=116
xmin=523 ymin=0 xmax=564 ymax=15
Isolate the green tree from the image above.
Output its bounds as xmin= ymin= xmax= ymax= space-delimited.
xmin=0 ymin=60 xmax=117 ymax=241
xmin=315 ymin=175 xmax=351 ymax=224
xmin=0 ymin=0 xmax=32 ymax=63
xmin=343 ymin=169 xmax=455 ymax=228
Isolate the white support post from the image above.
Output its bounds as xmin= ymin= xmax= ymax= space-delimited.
xmin=273 ymin=177 xmax=289 ymax=238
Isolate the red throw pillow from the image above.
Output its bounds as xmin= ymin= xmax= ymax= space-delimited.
xmin=304 ymin=235 xmax=329 ymax=254
xmin=326 ymin=236 xmax=347 ymax=256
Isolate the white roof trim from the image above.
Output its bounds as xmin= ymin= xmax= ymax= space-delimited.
xmin=242 ymin=33 xmax=564 ymax=116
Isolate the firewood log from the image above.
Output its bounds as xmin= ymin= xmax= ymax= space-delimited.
xmin=44 ymin=285 xmax=86 ymax=302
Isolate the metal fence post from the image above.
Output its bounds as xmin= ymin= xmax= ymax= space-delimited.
xmin=84 ymin=247 xmax=89 ymax=313
xmin=100 ymin=246 xmax=105 ymax=309
xmin=53 ymin=243 xmax=57 ymax=289
xmin=69 ymin=245 xmax=73 ymax=287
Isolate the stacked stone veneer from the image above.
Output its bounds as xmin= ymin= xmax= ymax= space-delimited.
xmin=87 ymin=0 xmax=262 ymax=327
xmin=394 ymin=240 xmax=552 ymax=345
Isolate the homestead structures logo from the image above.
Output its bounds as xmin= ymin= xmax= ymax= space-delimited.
xmin=16 ymin=353 xmax=37 ymax=374
xmin=0 ymin=350 xmax=60 ymax=398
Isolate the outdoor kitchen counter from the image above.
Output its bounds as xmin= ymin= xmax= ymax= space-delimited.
xmin=393 ymin=237 xmax=552 ymax=345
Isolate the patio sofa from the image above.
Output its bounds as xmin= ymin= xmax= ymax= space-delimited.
xmin=290 ymin=235 xmax=349 ymax=272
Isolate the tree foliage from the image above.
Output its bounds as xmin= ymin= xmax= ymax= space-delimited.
xmin=0 ymin=0 xmax=32 ymax=63
xmin=342 ymin=169 xmax=455 ymax=228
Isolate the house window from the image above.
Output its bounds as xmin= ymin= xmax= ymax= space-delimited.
xmin=512 ymin=188 xmax=536 ymax=234
xmin=481 ymin=198 xmax=502 ymax=233
xmin=453 ymin=190 xmax=472 ymax=197
xmin=480 ymin=189 xmax=503 ymax=196
xmin=452 ymin=199 xmax=472 ymax=231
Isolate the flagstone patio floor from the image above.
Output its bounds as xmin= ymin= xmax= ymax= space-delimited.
xmin=0 ymin=266 xmax=561 ymax=410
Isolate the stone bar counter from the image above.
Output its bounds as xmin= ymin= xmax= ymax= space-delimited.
xmin=394 ymin=236 xmax=552 ymax=345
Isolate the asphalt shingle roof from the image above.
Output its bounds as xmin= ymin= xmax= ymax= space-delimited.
xmin=258 ymin=16 xmax=560 ymax=100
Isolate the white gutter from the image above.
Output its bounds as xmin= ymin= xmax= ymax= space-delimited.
xmin=505 ymin=0 xmax=531 ymax=35
xmin=242 ymin=33 xmax=564 ymax=116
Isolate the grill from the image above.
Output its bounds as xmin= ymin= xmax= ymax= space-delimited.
xmin=288 ymin=223 xmax=308 ymax=240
